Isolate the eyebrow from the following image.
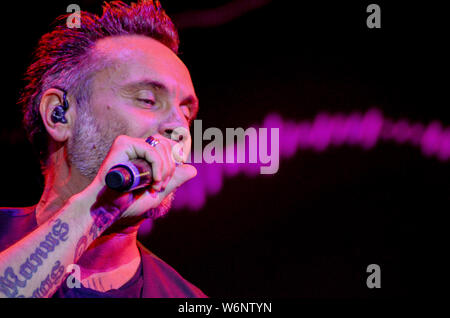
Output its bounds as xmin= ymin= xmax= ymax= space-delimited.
xmin=123 ymin=79 xmax=167 ymax=92
xmin=122 ymin=79 xmax=199 ymax=120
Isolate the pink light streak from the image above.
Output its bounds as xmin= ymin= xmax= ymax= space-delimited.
xmin=171 ymin=108 xmax=449 ymax=211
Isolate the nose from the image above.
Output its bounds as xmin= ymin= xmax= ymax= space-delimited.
xmin=159 ymin=106 xmax=189 ymax=141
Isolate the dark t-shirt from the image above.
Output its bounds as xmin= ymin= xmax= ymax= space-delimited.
xmin=53 ymin=259 xmax=144 ymax=298
xmin=0 ymin=206 xmax=206 ymax=298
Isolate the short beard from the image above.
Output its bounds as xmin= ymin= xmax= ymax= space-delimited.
xmin=67 ymin=107 xmax=124 ymax=181
xmin=147 ymin=190 xmax=176 ymax=220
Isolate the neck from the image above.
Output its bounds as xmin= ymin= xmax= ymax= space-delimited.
xmin=36 ymin=148 xmax=90 ymax=225
xmin=77 ymin=230 xmax=142 ymax=292
xmin=35 ymin=147 xmax=143 ymax=292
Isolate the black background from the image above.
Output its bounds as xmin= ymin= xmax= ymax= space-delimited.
xmin=1 ymin=0 xmax=448 ymax=298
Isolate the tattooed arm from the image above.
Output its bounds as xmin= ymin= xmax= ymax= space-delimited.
xmin=0 ymin=135 xmax=196 ymax=298
xmin=0 ymin=191 xmax=116 ymax=298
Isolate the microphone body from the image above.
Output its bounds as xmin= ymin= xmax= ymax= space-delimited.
xmin=105 ymin=159 xmax=152 ymax=192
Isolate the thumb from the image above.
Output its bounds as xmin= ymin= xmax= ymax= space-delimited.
xmin=165 ymin=164 xmax=197 ymax=193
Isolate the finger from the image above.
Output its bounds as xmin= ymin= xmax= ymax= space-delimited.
xmin=121 ymin=164 xmax=197 ymax=219
xmin=161 ymin=141 xmax=177 ymax=190
xmin=149 ymin=146 xmax=165 ymax=192
xmin=158 ymin=164 xmax=197 ymax=197
xmin=126 ymin=139 xmax=164 ymax=186
xmin=153 ymin=137 xmax=175 ymax=190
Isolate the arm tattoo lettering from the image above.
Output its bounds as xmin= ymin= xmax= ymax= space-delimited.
xmin=52 ymin=219 xmax=69 ymax=241
xmin=72 ymin=206 xmax=120 ymax=263
xmin=0 ymin=267 xmax=26 ymax=297
xmin=31 ymin=261 xmax=65 ymax=298
xmin=0 ymin=218 xmax=69 ymax=298
xmin=73 ymin=235 xmax=87 ymax=263
xmin=91 ymin=206 xmax=119 ymax=233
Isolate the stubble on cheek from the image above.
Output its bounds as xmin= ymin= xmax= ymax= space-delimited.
xmin=67 ymin=106 xmax=129 ymax=181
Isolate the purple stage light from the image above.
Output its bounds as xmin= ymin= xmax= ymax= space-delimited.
xmin=170 ymin=108 xmax=449 ymax=212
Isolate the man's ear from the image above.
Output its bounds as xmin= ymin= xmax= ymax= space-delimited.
xmin=39 ymin=88 xmax=76 ymax=142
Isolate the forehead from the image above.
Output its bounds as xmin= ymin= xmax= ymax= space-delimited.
xmin=92 ymin=35 xmax=194 ymax=94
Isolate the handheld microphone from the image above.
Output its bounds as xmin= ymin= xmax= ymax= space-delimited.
xmin=105 ymin=159 xmax=152 ymax=192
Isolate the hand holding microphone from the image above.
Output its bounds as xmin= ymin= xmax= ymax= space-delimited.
xmin=105 ymin=134 xmax=188 ymax=192
xmin=79 ymin=132 xmax=196 ymax=220
xmin=105 ymin=158 xmax=154 ymax=192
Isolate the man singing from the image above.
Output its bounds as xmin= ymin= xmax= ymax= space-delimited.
xmin=0 ymin=0 xmax=206 ymax=298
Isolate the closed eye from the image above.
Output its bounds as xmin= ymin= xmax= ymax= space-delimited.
xmin=136 ymin=98 xmax=155 ymax=106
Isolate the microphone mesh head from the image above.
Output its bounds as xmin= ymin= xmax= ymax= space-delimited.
xmin=105 ymin=169 xmax=127 ymax=190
